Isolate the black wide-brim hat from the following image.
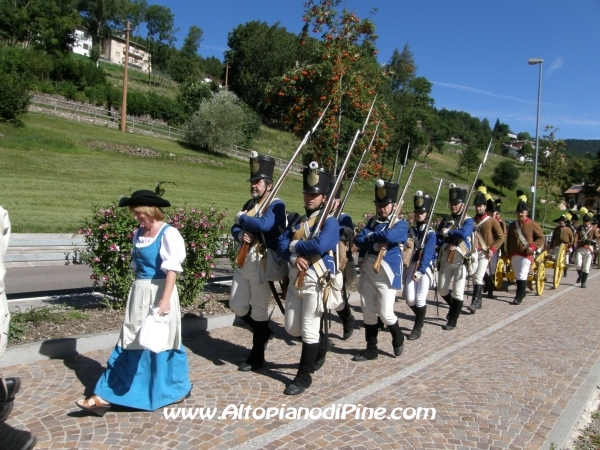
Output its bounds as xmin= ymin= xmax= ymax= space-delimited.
xmin=553 ymin=215 xmax=567 ymax=223
xmin=118 ymin=190 xmax=171 ymax=208
xmin=515 ymin=199 xmax=529 ymax=213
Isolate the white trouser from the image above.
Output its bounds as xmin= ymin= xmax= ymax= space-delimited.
xmin=285 ymin=268 xmax=323 ymax=344
xmin=437 ymin=248 xmax=467 ymax=301
xmin=472 ymin=251 xmax=490 ymax=285
xmin=574 ymin=248 xmax=593 ymax=273
xmin=358 ymin=255 xmax=398 ymax=326
xmin=403 ymin=263 xmax=431 ymax=308
xmin=229 ymin=247 xmax=272 ymax=322
xmin=0 ymin=292 xmax=8 ymax=358
xmin=510 ymin=255 xmax=532 ymax=281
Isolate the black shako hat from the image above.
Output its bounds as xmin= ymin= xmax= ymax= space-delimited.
xmin=247 ymin=151 xmax=276 ymax=182
xmin=448 ymin=183 xmax=467 ymax=204
xmin=374 ymin=179 xmax=399 ymax=206
xmin=413 ymin=190 xmax=433 ymax=213
xmin=328 ymin=177 xmax=343 ymax=200
xmin=302 ymin=162 xmax=331 ymax=194
xmin=494 ymin=198 xmax=502 ymax=214
xmin=118 ymin=190 xmax=171 ymax=208
xmin=515 ymin=190 xmax=528 ymax=213
xmin=553 ymin=214 xmax=568 ymax=223
xmin=473 ymin=179 xmax=487 ymax=205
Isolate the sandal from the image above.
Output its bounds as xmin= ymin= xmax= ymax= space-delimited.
xmin=75 ymin=395 xmax=111 ymax=416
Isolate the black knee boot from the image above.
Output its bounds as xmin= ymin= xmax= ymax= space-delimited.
xmin=487 ymin=274 xmax=495 ymax=299
xmin=576 ymin=270 xmax=582 ymax=284
xmin=482 ymin=273 xmax=490 ymax=293
xmin=239 ymin=306 xmax=255 ymax=332
xmin=467 ymin=284 xmax=482 ymax=314
xmin=0 ymin=422 xmax=36 ymax=450
xmin=313 ymin=330 xmax=328 ymax=372
xmin=442 ymin=298 xmax=463 ymax=330
xmin=284 ymin=342 xmax=319 ymax=395
xmin=581 ymin=272 xmax=588 ymax=288
xmin=408 ymin=306 xmax=426 ymax=341
xmin=0 ymin=377 xmax=21 ymax=422
xmin=511 ymin=280 xmax=527 ymax=305
xmin=352 ymin=324 xmax=379 ymax=361
xmin=238 ymin=320 xmax=270 ymax=372
xmin=387 ymin=321 xmax=405 ymax=357
xmin=441 ymin=294 xmax=453 ymax=319
xmin=336 ymin=302 xmax=356 ymax=340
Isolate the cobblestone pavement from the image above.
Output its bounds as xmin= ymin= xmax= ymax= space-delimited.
xmin=3 ymin=269 xmax=599 ymax=449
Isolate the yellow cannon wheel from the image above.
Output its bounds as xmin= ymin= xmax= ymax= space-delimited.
xmin=535 ymin=261 xmax=546 ymax=295
xmin=553 ymin=244 xmax=566 ymax=289
xmin=494 ymin=258 xmax=505 ymax=289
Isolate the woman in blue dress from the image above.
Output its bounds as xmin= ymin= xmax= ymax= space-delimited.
xmin=76 ymin=190 xmax=192 ymax=415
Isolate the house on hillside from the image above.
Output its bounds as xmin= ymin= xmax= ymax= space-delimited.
xmin=507 ymin=131 xmax=517 ymax=140
xmin=564 ymin=184 xmax=600 ymax=212
xmin=100 ymin=35 xmax=151 ymax=73
xmin=445 ymin=137 xmax=463 ymax=146
xmin=71 ymin=27 xmax=92 ymax=57
xmin=202 ymin=74 xmax=224 ymax=88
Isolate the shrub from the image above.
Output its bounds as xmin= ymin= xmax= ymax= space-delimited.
xmin=185 ymin=90 xmax=247 ymax=150
xmin=80 ymin=203 xmax=228 ymax=309
xmin=79 ymin=204 xmax=137 ymax=309
xmin=57 ymin=80 xmax=78 ymax=101
xmin=167 ymin=206 xmax=228 ymax=306
xmin=0 ymin=72 xmax=31 ymax=126
xmin=126 ymin=90 xmax=150 ymax=117
xmin=177 ymin=80 xmax=212 ymax=117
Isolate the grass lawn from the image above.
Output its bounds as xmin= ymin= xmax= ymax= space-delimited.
xmin=0 ymin=113 xmax=550 ymax=233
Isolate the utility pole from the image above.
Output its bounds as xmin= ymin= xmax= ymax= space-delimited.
xmin=225 ymin=61 xmax=229 ymax=90
xmin=120 ymin=21 xmax=131 ymax=132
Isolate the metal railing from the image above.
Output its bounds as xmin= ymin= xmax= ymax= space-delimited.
xmin=30 ymin=94 xmax=185 ymax=140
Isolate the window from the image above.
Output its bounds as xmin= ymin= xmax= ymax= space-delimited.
xmin=83 ymin=43 xmax=89 ymax=50
xmin=116 ymin=52 xmax=120 ymax=57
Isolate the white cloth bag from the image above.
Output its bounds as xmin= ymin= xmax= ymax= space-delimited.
xmin=138 ymin=307 xmax=170 ymax=353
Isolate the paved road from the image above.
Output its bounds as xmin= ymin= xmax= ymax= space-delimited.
xmin=3 ymin=269 xmax=599 ymax=449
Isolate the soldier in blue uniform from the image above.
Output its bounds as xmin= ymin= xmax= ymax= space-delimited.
xmin=230 ymin=152 xmax=286 ymax=372
xmin=278 ymin=162 xmax=340 ymax=395
xmin=403 ymin=191 xmax=437 ymax=341
xmin=353 ymin=179 xmax=408 ymax=361
xmin=436 ymin=183 xmax=474 ymax=331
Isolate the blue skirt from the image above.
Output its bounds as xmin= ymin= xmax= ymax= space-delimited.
xmin=95 ymin=345 xmax=192 ymax=411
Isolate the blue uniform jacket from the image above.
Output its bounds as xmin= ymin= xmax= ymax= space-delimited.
xmin=231 ymin=199 xmax=286 ymax=251
xmin=355 ymin=217 xmax=409 ymax=289
xmin=279 ymin=213 xmax=340 ymax=273
xmin=410 ymin=224 xmax=437 ymax=275
xmin=436 ymin=215 xmax=474 ymax=252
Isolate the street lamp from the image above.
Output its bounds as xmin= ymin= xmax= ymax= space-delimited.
xmin=528 ymin=58 xmax=543 ymax=220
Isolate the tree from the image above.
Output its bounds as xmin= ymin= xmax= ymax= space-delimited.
xmin=268 ymin=0 xmax=393 ymax=178
xmin=184 ymin=90 xmax=247 ymax=150
xmin=0 ymin=0 xmax=80 ymax=55
xmin=587 ymin=150 xmax=600 ymax=188
xmin=225 ymin=21 xmax=312 ymax=113
xmin=169 ymin=25 xmax=203 ymax=82
xmin=491 ymin=160 xmax=519 ymax=194
xmin=78 ymin=0 xmax=128 ymax=54
xmin=177 ymin=80 xmax=212 ymax=117
xmin=517 ymin=131 xmax=532 ymax=141
xmin=537 ymin=126 xmax=567 ymax=227
xmin=0 ymin=72 xmax=31 ymax=126
xmin=144 ymin=4 xmax=177 ymax=72
xmin=457 ymin=141 xmax=481 ymax=182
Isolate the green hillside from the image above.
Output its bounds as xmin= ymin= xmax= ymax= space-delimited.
xmin=0 ymin=113 xmax=542 ymax=233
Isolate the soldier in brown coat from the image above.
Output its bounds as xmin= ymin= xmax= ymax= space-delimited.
xmin=549 ymin=214 xmax=574 ymax=277
xmin=574 ymin=210 xmax=599 ymax=288
xmin=506 ymin=191 xmax=545 ymax=305
xmin=467 ymin=185 xmax=505 ymax=313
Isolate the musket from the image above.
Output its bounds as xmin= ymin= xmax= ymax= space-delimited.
xmin=447 ymin=138 xmax=492 ymax=263
xmin=236 ymin=101 xmax=331 ymax=267
xmin=294 ymin=95 xmax=377 ymax=289
xmin=373 ymin=161 xmax=417 ymax=273
xmin=395 ymin=143 xmax=410 ymax=185
xmin=413 ymin=178 xmax=444 ymax=271
xmin=337 ymin=122 xmax=380 ymax=217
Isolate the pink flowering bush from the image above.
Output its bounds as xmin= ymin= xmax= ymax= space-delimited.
xmin=79 ymin=205 xmax=137 ymax=308
xmin=80 ymin=204 xmax=227 ymax=309
xmin=167 ymin=206 xmax=227 ymax=307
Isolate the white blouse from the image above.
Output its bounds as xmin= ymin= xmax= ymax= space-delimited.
xmin=131 ymin=223 xmax=186 ymax=273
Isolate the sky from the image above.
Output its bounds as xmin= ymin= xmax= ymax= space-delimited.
xmin=147 ymin=0 xmax=600 ymax=141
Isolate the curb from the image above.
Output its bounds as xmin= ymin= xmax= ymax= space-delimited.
xmin=1 ymin=306 xmax=282 ymax=369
